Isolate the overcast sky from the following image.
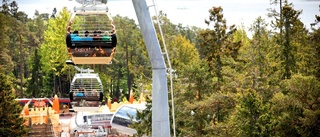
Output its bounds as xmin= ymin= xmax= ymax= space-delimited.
xmin=16 ymin=0 xmax=319 ymax=31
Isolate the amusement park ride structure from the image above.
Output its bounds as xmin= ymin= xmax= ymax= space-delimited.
xmin=65 ymin=0 xmax=171 ymax=136
xmin=17 ymin=0 xmax=171 ymax=136
xmin=65 ymin=0 xmax=115 ymax=136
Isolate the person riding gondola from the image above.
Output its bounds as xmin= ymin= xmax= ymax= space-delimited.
xmin=111 ymin=29 xmax=117 ymax=47
xmin=66 ymin=30 xmax=81 ymax=47
xmin=102 ymin=31 xmax=111 ymax=41
xmin=72 ymin=30 xmax=81 ymax=41
xmin=83 ymin=31 xmax=93 ymax=41
xmin=93 ymin=30 xmax=102 ymax=41
xmin=76 ymin=91 xmax=84 ymax=97
xmin=66 ymin=32 xmax=72 ymax=48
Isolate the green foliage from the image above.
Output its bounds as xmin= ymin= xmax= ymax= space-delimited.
xmin=308 ymin=27 xmax=320 ymax=79
xmin=198 ymin=6 xmax=241 ymax=90
xmin=176 ymin=24 xmax=201 ymax=44
xmin=0 ymin=11 xmax=38 ymax=96
xmin=167 ymin=34 xmax=200 ymax=72
xmin=26 ymin=49 xmax=44 ymax=97
xmin=40 ymin=7 xmax=70 ymax=75
xmin=1 ymin=0 xmax=19 ymax=17
xmin=0 ymin=73 xmax=28 ymax=136
xmin=108 ymin=15 xmax=150 ymax=99
xmin=234 ymin=89 xmax=272 ymax=137
xmin=282 ymin=74 xmax=320 ymax=111
xmin=25 ymin=11 xmax=48 ymax=97
xmin=238 ymin=17 xmax=280 ymax=101
xmin=282 ymin=74 xmax=320 ymax=137
xmin=39 ymin=7 xmax=70 ymax=96
xmin=201 ymin=92 xmax=236 ymax=136
xmin=153 ymin=11 xmax=178 ymax=37
xmin=269 ymin=1 xmax=307 ymax=79
xmin=0 ymin=13 xmax=14 ymax=74
xmin=270 ymin=74 xmax=320 ymax=136
xmin=300 ymin=109 xmax=320 ymax=137
xmin=270 ymin=91 xmax=301 ymax=137
xmin=174 ymin=60 xmax=215 ymax=136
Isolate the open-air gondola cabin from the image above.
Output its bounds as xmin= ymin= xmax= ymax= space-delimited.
xmin=66 ymin=10 xmax=117 ymax=64
xmin=69 ymin=73 xmax=104 ymax=112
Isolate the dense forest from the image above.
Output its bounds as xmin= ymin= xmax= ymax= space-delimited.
xmin=0 ymin=0 xmax=320 ymax=136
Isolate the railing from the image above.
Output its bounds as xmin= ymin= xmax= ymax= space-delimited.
xmin=69 ymin=13 xmax=114 ymax=34
xmin=71 ymin=100 xmax=100 ymax=107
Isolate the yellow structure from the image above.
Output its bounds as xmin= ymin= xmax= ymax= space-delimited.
xmin=109 ymin=92 xmax=146 ymax=112
xmin=19 ymin=93 xmax=146 ymax=136
xmin=20 ymin=96 xmax=61 ymax=137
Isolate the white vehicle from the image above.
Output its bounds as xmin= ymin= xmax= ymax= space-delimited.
xmin=110 ymin=103 xmax=147 ymax=136
xmin=68 ymin=109 xmax=114 ymax=137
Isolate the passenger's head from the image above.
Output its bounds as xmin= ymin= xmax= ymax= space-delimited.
xmin=93 ymin=31 xmax=97 ymax=36
xmin=73 ymin=30 xmax=79 ymax=35
xmin=104 ymin=31 xmax=110 ymax=36
xmin=97 ymin=30 xmax=102 ymax=36
xmin=85 ymin=31 xmax=89 ymax=37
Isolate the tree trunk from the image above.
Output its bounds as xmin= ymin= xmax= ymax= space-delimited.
xmin=216 ymin=55 xmax=222 ymax=90
xmin=19 ymin=34 xmax=23 ymax=96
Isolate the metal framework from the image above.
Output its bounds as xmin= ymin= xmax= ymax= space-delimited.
xmin=68 ymin=65 xmax=103 ymax=110
xmin=66 ymin=0 xmax=116 ymax=65
xmin=132 ymin=0 xmax=170 ymax=136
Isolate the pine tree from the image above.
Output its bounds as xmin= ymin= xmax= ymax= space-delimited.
xmin=281 ymin=74 xmax=320 ymax=136
xmin=240 ymin=17 xmax=280 ymax=101
xmin=309 ymin=27 xmax=320 ymax=79
xmin=26 ymin=49 xmax=43 ymax=97
xmin=0 ymin=73 xmax=28 ymax=136
xmin=197 ymin=6 xmax=241 ymax=90
xmin=111 ymin=15 xmax=148 ymax=99
xmin=0 ymin=13 xmax=14 ymax=74
xmin=234 ymin=89 xmax=272 ymax=137
xmin=269 ymin=1 xmax=305 ymax=79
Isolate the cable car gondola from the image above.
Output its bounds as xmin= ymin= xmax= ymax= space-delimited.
xmin=66 ymin=0 xmax=117 ymax=64
xmin=69 ymin=72 xmax=104 ymax=112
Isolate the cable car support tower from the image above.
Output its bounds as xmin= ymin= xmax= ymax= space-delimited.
xmin=132 ymin=1 xmax=171 ymax=137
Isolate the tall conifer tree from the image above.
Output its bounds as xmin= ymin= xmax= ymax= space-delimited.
xmin=0 ymin=73 xmax=28 ymax=136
